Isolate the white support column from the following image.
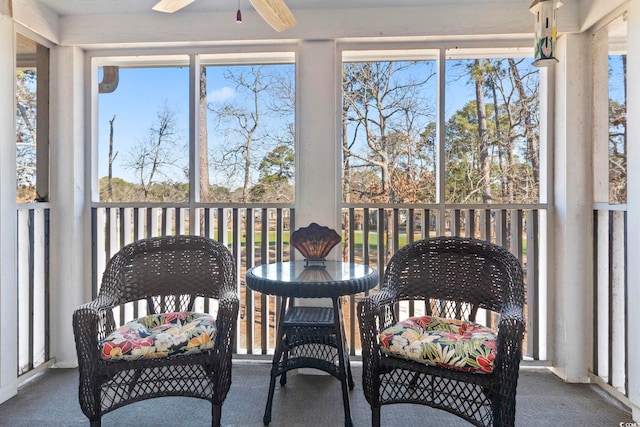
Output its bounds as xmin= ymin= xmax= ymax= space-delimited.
xmin=539 ymin=65 xmax=554 ymax=362
xmin=591 ymin=15 xmax=611 ymax=385
xmin=293 ymin=41 xmax=340 ymax=321
xmin=550 ymin=32 xmax=593 ymax=383
xmin=625 ymin=1 xmax=640 ymax=421
xmin=0 ymin=12 xmax=18 ymax=404
xmin=295 ymin=40 xmax=341 ymax=237
xmin=592 ymin=27 xmax=610 ymax=204
xmin=49 ymin=45 xmax=89 ymax=368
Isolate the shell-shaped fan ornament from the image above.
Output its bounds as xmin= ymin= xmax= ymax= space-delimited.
xmin=290 ymin=223 xmax=341 ymax=267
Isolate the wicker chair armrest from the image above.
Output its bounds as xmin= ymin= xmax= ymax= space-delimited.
xmin=214 ymin=289 xmax=240 ymax=352
xmin=367 ymin=288 xmax=398 ymax=328
xmin=366 ymin=288 xmax=397 ymax=307
xmin=496 ymin=302 xmax=525 ymax=355
xmin=73 ymin=295 xmax=118 ymax=333
xmin=72 ymin=301 xmax=117 ymax=372
xmin=491 ymin=305 xmax=525 ymax=424
xmin=499 ymin=302 xmax=525 ymax=323
xmin=496 ymin=318 xmax=525 ymax=357
xmin=357 ymin=289 xmax=396 ymax=406
xmin=358 ymin=288 xmax=397 ymax=333
xmin=497 ymin=298 xmax=525 ymax=333
xmin=357 ymin=297 xmax=381 ymax=349
xmin=358 ymin=291 xmax=394 ymax=356
xmin=357 ymin=296 xmax=382 ymax=406
xmin=210 ymin=289 xmax=239 ymax=403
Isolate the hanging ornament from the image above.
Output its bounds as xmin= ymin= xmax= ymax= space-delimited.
xmin=530 ymin=0 xmax=563 ymax=67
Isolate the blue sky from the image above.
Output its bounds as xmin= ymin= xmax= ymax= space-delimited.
xmin=97 ymin=56 xmax=555 ymax=187
xmin=98 ymin=66 xmax=243 ymax=183
xmin=98 ymin=67 xmax=190 ymax=182
xmin=609 ymin=54 xmax=626 ymax=104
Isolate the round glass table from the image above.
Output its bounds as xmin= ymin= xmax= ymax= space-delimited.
xmin=246 ymin=261 xmax=379 ymax=427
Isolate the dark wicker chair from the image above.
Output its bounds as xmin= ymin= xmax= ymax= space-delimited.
xmin=72 ymin=235 xmax=239 ymax=427
xmin=357 ymin=236 xmax=525 ymax=427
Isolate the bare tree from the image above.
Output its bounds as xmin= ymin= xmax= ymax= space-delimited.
xmin=609 ymin=54 xmax=627 ymax=203
xmin=486 ymin=58 xmax=540 ymax=203
xmin=16 ymin=70 xmax=37 ymax=202
xmin=485 ymin=61 xmax=516 ymax=202
xmin=124 ymin=102 xmax=182 ymax=200
xmin=209 ymin=65 xmax=294 ymax=202
xmin=107 ymin=115 xmax=118 ymax=201
xmin=508 ymin=58 xmax=539 ymax=184
xmin=471 ymin=59 xmax=492 ymax=204
xmin=342 ymin=61 xmax=435 ymax=203
xmin=212 ymin=67 xmax=265 ymax=202
xmin=199 ymin=67 xmax=211 ymax=202
xmin=444 ymin=57 xmax=540 ymax=206
xmin=342 ymin=61 xmax=435 ymax=258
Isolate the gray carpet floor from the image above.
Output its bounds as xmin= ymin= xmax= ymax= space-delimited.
xmin=0 ymin=361 xmax=633 ymax=426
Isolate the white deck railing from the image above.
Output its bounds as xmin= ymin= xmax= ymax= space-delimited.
xmin=89 ymin=204 xmax=544 ymax=359
xmin=16 ymin=204 xmax=50 ymax=375
xmin=593 ymin=205 xmax=628 ymax=398
xmin=18 ymin=202 xmax=625 ymax=397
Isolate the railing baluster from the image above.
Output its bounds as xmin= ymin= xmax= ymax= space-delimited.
xmin=407 ymin=208 xmax=415 ymax=244
xmin=39 ymin=209 xmax=49 ymax=365
xmin=261 ymin=208 xmax=268 ymax=354
xmin=28 ymin=209 xmax=35 ymax=372
xmin=348 ymin=209 xmax=356 ymax=262
xmin=467 ymin=208 xmax=475 ymax=238
xmin=392 ymin=208 xmax=400 ymax=254
xmin=79 ymin=204 xmax=548 ymax=366
xmin=231 ymin=208 xmax=241 ymax=354
xmin=377 ymin=208 xmax=385 ymax=275
xmin=453 ymin=209 xmax=461 ymax=236
xmin=611 ymin=210 xmax=626 ymax=392
xmin=363 ymin=209 xmax=370 ymax=266
xmin=203 ymin=207 xmax=210 ymax=237
xmin=276 ymin=208 xmax=283 ymax=262
xmin=483 ymin=209 xmax=491 ymax=241
xmin=161 ymin=207 xmax=168 ymax=236
xmin=513 ymin=209 xmax=523 ymax=262
xmin=423 ymin=208 xmax=430 ymax=238
xmin=245 ymin=208 xmax=254 ymax=354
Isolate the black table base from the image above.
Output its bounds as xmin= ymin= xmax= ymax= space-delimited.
xmin=263 ymin=298 xmax=354 ymax=427
xmin=245 ymin=261 xmax=379 ymax=427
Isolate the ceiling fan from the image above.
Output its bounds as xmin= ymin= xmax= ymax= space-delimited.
xmin=152 ymin=0 xmax=297 ymax=32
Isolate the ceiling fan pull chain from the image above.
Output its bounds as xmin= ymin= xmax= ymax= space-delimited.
xmin=236 ymin=0 xmax=242 ymax=23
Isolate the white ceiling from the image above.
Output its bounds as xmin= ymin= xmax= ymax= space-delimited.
xmin=35 ymin=0 xmax=525 ymax=17
xmin=23 ymin=0 xmax=626 ymax=50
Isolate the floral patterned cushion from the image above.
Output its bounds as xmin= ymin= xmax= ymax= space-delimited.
xmin=100 ymin=311 xmax=217 ymax=361
xmin=378 ymin=315 xmax=497 ymax=374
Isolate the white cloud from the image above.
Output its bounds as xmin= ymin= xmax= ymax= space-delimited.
xmin=208 ymin=86 xmax=236 ymax=103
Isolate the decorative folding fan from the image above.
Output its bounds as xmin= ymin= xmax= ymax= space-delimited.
xmin=290 ymin=223 xmax=341 ymax=267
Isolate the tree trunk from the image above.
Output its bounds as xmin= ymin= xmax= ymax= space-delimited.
xmin=199 ymin=67 xmax=210 ymax=202
xmin=342 ymin=95 xmax=351 ymax=260
xmin=108 ymin=115 xmax=116 ymax=202
xmin=490 ymin=79 xmax=509 ymax=202
xmin=509 ymin=58 xmax=539 ymax=185
xmin=474 ymin=59 xmax=492 ymax=204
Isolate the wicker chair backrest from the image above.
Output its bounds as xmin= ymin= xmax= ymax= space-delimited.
xmin=98 ymin=235 xmax=235 ymax=312
xmin=382 ymin=236 xmax=524 ymax=321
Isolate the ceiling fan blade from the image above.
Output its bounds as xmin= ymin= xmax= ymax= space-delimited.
xmin=249 ymin=0 xmax=297 ymax=32
xmin=152 ymin=0 xmax=197 ymax=13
